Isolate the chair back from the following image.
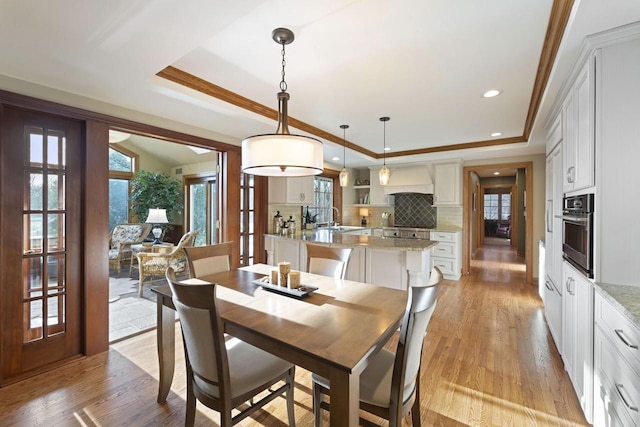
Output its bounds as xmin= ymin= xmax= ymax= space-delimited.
xmin=184 ymin=242 xmax=233 ymax=278
xmin=166 ymin=268 xmax=230 ymax=399
xmin=390 ymin=266 xmax=442 ymax=414
xmin=305 ymin=243 xmax=353 ymax=279
xmin=109 ymin=223 xmax=152 ymax=248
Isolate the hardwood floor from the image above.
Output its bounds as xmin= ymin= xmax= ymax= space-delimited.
xmin=0 ymin=244 xmax=588 ymax=426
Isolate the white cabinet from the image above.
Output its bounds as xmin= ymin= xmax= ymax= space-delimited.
xmin=268 ymin=176 xmax=314 ymax=205
xmin=365 ymin=248 xmax=407 ymax=290
xmin=545 ymin=141 xmax=563 ymax=292
xmin=429 ymin=230 xmax=461 ymax=280
xmin=543 ymin=277 xmax=563 ymax=352
xmin=345 ymin=246 xmax=365 ymax=282
xmin=594 ymin=290 xmax=640 ymax=427
xmin=563 ymin=60 xmax=594 ymax=193
xmin=433 ymin=161 xmax=462 ymax=206
xmin=562 ymin=261 xmax=593 ymax=423
xmin=273 ymin=238 xmax=301 ymax=270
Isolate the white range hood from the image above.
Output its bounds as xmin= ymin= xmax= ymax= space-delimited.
xmin=383 ymin=165 xmax=434 ymax=195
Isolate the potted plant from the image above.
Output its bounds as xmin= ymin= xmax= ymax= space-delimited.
xmin=129 ymin=171 xmax=184 ymax=238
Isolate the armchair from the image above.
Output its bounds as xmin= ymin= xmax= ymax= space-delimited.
xmin=135 ymin=230 xmax=198 ymax=297
xmin=108 ymin=223 xmax=152 ymax=277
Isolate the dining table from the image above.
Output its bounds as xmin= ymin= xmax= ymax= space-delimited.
xmin=151 ymin=263 xmax=408 ymax=426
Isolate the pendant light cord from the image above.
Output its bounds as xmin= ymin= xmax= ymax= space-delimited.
xmin=280 ymin=43 xmax=287 ymax=92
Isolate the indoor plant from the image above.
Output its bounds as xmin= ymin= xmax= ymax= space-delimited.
xmin=129 ymin=171 xmax=184 ymax=234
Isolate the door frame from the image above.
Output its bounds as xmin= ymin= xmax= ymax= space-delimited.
xmin=462 ymin=162 xmax=533 ymax=284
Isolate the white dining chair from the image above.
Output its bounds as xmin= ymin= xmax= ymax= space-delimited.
xmin=312 ymin=266 xmax=443 ymax=427
xmin=305 ymin=243 xmax=353 ymax=279
xmin=166 ymin=267 xmax=296 ymax=426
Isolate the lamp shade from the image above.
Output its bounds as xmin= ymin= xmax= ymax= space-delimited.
xmin=339 ymin=168 xmax=349 ymax=187
xmin=145 ymin=208 xmax=168 ymax=224
xmin=242 ymin=134 xmax=324 ymax=177
xmin=359 ymin=208 xmax=369 ymax=217
xmin=379 ymin=165 xmax=391 ymax=186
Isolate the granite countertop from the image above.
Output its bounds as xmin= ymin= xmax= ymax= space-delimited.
xmin=595 ymin=283 xmax=640 ymax=329
xmin=268 ymin=230 xmax=438 ymax=251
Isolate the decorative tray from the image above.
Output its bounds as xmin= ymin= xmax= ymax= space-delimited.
xmin=251 ymin=279 xmax=318 ymax=298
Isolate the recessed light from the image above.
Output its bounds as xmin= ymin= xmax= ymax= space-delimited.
xmin=384 ymin=147 xmax=391 ymax=152
xmin=491 ymin=132 xmax=503 ymax=137
xmin=483 ymin=89 xmax=502 ymax=98
xmin=332 ymin=156 xmax=340 ymax=161
xmin=494 ymin=171 xmax=500 ymax=175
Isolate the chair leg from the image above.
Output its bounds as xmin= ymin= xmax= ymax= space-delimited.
xmin=138 ymin=274 xmax=144 ymax=297
xmin=312 ymin=382 xmax=323 ymax=427
xmin=411 ymin=379 xmax=421 ymax=427
xmin=286 ymin=367 xmax=296 ymax=427
xmin=185 ymin=372 xmax=196 ymax=427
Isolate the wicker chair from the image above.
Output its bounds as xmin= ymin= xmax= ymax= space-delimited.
xmin=108 ymin=223 xmax=152 ymax=277
xmin=135 ymin=230 xmax=198 ymax=297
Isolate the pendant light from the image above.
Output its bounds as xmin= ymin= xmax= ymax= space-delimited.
xmin=379 ymin=116 xmax=391 ymax=185
xmin=339 ymin=124 xmax=349 ymax=187
xmin=241 ymin=28 xmax=324 ymax=177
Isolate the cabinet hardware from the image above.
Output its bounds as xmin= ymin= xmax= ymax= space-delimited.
xmin=615 ymin=383 xmax=638 ymax=412
xmin=545 ymin=281 xmax=554 ymax=291
xmin=614 ymin=329 xmax=639 ymax=349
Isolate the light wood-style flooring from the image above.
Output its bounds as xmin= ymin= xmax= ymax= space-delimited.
xmin=0 ymin=243 xmax=588 ymax=426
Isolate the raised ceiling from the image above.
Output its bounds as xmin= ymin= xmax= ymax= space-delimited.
xmin=1 ymin=1 xmax=640 ymax=167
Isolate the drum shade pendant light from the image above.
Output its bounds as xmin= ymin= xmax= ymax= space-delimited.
xmin=379 ymin=117 xmax=391 ymax=185
xmin=242 ymin=28 xmax=323 ymax=177
xmin=339 ymin=124 xmax=349 ymax=187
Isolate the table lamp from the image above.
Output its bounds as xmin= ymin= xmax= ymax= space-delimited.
xmin=145 ymin=208 xmax=168 ymax=244
xmin=360 ymin=208 xmax=369 ymax=226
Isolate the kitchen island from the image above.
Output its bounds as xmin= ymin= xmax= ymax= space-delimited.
xmin=264 ymin=229 xmax=439 ymax=290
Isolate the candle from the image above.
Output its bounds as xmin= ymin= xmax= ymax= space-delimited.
xmin=270 ymin=269 xmax=279 ymax=285
xmin=278 ymin=262 xmax=291 ymax=286
xmin=288 ymin=270 xmax=300 ymax=289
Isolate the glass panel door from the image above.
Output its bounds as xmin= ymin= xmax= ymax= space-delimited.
xmin=186 ymin=176 xmax=217 ymax=246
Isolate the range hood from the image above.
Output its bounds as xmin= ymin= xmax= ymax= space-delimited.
xmin=383 ymin=165 xmax=434 ymax=195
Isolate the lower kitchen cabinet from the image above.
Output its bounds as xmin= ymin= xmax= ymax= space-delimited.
xmin=365 ymin=248 xmax=407 ymax=290
xmin=430 ymin=230 xmax=461 ymax=280
xmin=543 ymin=275 xmax=563 ymax=352
xmin=344 ymin=246 xmax=365 ymax=282
xmin=273 ymin=237 xmax=301 ymax=270
xmin=562 ymin=261 xmax=593 ymax=423
xmin=593 ymin=290 xmax=640 ymax=427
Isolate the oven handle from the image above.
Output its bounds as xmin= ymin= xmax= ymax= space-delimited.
xmin=555 ymin=214 xmax=590 ymax=223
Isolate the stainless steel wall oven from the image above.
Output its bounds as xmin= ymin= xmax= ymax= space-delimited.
xmin=560 ymin=193 xmax=594 ymax=278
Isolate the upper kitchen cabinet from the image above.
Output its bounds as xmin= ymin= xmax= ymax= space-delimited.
xmin=563 ymin=58 xmax=595 ymax=194
xmin=268 ymin=176 xmax=314 ymax=205
xmin=433 ymin=161 xmax=462 ymax=206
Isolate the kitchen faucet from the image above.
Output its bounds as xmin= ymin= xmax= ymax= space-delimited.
xmin=330 ymin=207 xmax=341 ymax=227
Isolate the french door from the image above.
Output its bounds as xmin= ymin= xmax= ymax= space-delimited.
xmin=185 ymin=174 xmax=218 ymax=246
xmin=0 ymin=107 xmax=82 ymax=384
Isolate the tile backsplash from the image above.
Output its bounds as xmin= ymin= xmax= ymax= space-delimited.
xmin=393 ymin=193 xmax=437 ymax=228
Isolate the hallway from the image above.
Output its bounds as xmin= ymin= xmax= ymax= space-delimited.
xmin=472 ymin=237 xmax=526 ymax=284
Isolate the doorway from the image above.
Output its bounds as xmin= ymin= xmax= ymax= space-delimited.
xmin=463 ymin=162 xmax=533 ymax=284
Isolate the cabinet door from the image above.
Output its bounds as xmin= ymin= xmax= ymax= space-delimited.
xmin=543 ymin=277 xmax=563 ymax=351
xmin=274 ymin=239 xmax=300 ymax=270
xmin=345 ymin=246 xmax=365 ymax=282
xmin=572 ymin=63 xmax=594 ymax=191
xmin=433 ymin=162 xmax=461 ymax=206
xmin=365 ymin=249 xmax=406 ymax=290
xmin=299 ymin=176 xmax=315 ymax=203
xmin=574 ymin=271 xmax=593 ymax=420
xmin=269 ymin=177 xmax=315 ymax=204
xmin=562 ymin=263 xmax=576 ymax=377
xmin=563 ymin=93 xmax=576 ymax=193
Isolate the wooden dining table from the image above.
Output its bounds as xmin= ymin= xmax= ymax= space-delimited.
xmin=151 ymin=263 xmax=408 ymax=426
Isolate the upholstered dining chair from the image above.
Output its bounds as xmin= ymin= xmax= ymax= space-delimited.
xmin=305 ymin=243 xmax=353 ymax=279
xmin=312 ymin=266 xmax=443 ymax=427
xmin=165 ymin=268 xmax=296 ymax=427
xmin=135 ymin=230 xmax=198 ymax=297
xmin=184 ymin=242 xmax=233 ymax=278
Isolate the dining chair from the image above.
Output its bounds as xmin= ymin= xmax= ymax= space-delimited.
xmin=312 ymin=266 xmax=443 ymax=427
xmin=184 ymin=242 xmax=233 ymax=278
xmin=166 ymin=268 xmax=297 ymax=427
xmin=305 ymin=243 xmax=353 ymax=279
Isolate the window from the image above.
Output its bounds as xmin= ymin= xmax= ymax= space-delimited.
xmin=108 ymin=145 xmax=138 ymax=231
xmin=314 ymin=177 xmax=333 ymax=224
xmin=484 ymin=193 xmax=511 ymax=220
